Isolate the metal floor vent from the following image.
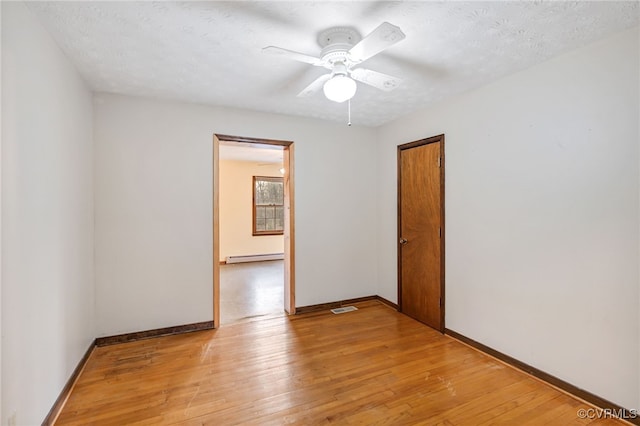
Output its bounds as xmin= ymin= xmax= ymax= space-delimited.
xmin=331 ymin=306 xmax=358 ymax=314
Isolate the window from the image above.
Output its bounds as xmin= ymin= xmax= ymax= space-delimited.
xmin=253 ymin=176 xmax=284 ymax=236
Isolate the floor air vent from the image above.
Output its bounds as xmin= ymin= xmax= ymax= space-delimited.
xmin=331 ymin=306 xmax=358 ymax=314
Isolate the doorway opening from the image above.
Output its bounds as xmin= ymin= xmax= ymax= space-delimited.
xmin=213 ymin=134 xmax=295 ymax=327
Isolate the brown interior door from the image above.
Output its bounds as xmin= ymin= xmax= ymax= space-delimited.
xmin=398 ymin=136 xmax=444 ymax=331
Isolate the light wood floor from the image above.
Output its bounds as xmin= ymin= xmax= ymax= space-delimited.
xmin=56 ymin=301 xmax=624 ymax=425
xmin=220 ymin=260 xmax=284 ymax=325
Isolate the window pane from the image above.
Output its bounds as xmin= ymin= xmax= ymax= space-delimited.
xmin=266 ymin=206 xmax=274 ymax=219
xmin=255 ymin=178 xmax=284 ymax=206
xmin=266 ymin=219 xmax=275 ymax=231
xmin=256 ymin=206 xmax=265 ymax=219
xmin=255 ymin=181 xmax=266 ymax=204
xmin=256 ymin=218 xmax=266 ymax=231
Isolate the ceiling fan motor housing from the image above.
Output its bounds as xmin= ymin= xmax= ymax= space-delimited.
xmin=318 ymin=27 xmax=362 ymax=68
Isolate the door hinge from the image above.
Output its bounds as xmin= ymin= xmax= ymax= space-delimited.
xmin=438 ymin=156 xmax=442 ymax=168
xmin=439 ymin=298 xmax=443 ymax=307
xmin=439 ymin=227 xmax=442 ymax=238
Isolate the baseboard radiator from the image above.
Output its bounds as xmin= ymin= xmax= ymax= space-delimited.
xmin=225 ymin=253 xmax=284 ymax=264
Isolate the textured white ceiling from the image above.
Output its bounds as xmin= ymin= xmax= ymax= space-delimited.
xmin=28 ymin=1 xmax=639 ymax=127
xmin=219 ymin=142 xmax=283 ymax=164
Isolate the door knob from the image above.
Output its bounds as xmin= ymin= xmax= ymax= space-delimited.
xmin=399 ymin=238 xmax=408 ymax=245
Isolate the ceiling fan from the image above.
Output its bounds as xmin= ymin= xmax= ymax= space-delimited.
xmin=263 ymin=22 xmax=406 ymax=103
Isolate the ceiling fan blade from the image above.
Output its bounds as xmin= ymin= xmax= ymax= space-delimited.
xmin=350 ymin=68 xmax=402 ymax=91
xmin=297 ymin=74 xmax=331 ymax=97
xmin=348 ymin=22 xmax=406 ymax=63
xmin=262 ymin=46 xmax=322 ymax=66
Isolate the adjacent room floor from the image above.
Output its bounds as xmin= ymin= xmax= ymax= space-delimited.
xmin=55 ymin=300 xmax=624 ymax=425
xmin=219 ymin=260 xmax=284 ymax=324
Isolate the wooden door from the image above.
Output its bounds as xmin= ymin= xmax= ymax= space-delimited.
xmin=398 ymin=136 xmax=444 ymax=331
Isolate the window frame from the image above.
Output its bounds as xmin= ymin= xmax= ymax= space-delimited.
xmin=252 ymin=175 xmax=285 ymax=236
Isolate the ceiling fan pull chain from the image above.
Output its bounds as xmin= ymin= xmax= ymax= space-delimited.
xmin=348 ymin=99 xmax=352 ymax=127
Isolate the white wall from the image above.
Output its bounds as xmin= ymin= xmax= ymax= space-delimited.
xmin=1 ymin=2 xmax=95 ymax=424
xmin=0 ymin=3 xmax=4 ymax=422
xmin=94 ymin=94 xmax=378 ymax=336
xmin=377 ymin=27 xmax=639 ymax=409
xmin=220 ymin=160 xmax=284 ymax=262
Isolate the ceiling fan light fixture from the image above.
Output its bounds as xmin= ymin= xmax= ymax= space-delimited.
xmin=323 ymin=75 xmax=357 ymax=103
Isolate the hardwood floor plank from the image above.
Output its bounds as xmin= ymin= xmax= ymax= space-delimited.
xmin=56 ymin=301 xmax=627 ymax=425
